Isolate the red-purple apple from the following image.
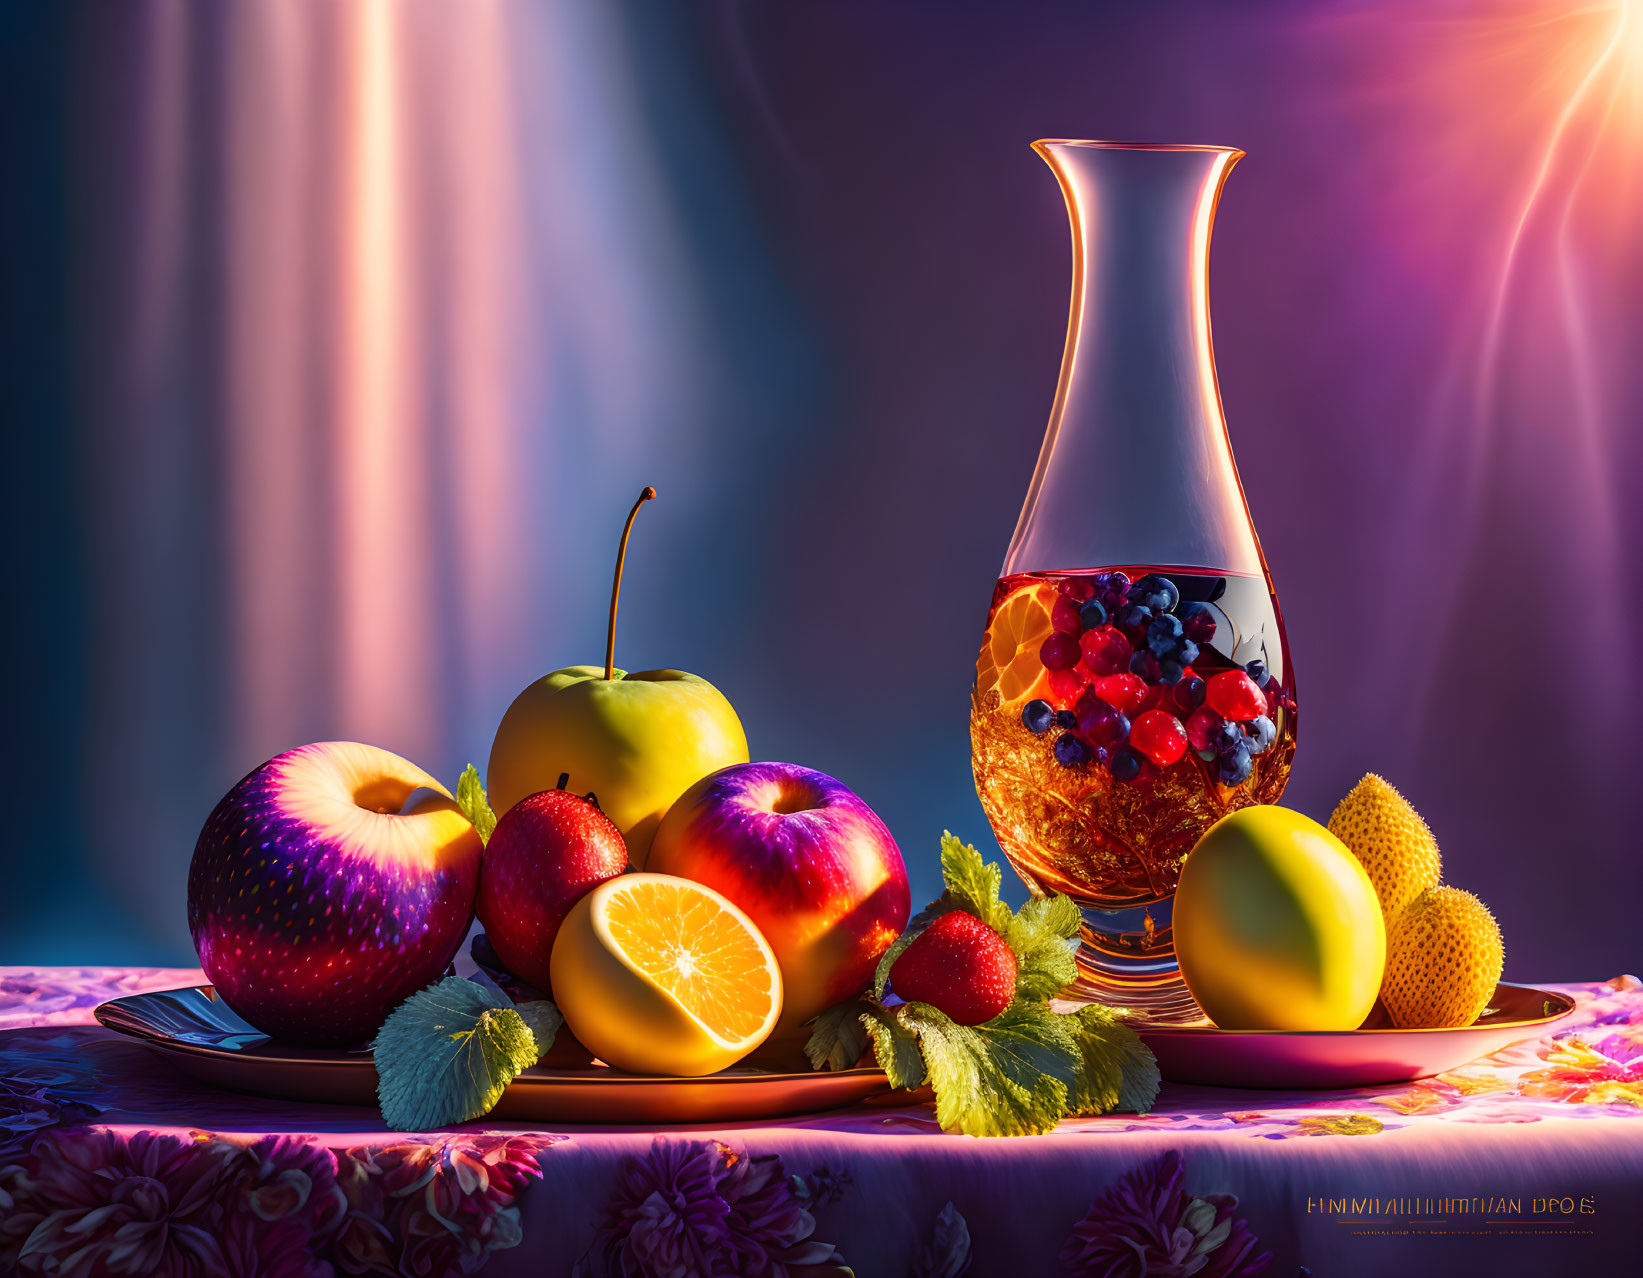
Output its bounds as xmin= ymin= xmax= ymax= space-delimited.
xmin=647 ymin=761 xmax=910 ymax=1029
xmin=187 ymin=742 xmax=483 ymax=1047
xmin=477 ymin=787 xmax=629 ymax=994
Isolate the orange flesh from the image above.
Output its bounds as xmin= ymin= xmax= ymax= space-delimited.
xmin=603 ymin=879 xmax=775 ymax=1043
xmin=976 ymin=581 xmax=1058 ymax=707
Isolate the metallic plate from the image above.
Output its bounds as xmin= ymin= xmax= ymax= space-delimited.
xmin=95 ymin=985 xmax=892 ymax=1123
xmin=1132 ymin=981 xmax=1575 ymax=1089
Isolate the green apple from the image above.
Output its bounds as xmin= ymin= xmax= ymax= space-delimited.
xmin=485 ymin=487 xmax=749 ymax=864
xmin=487 ymin=666 xmax=748 ymax=863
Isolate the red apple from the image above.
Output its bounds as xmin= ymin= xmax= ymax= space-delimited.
xmin=476 ymin=786 xmax=629 ymax=993
xmin=187 ymin=742 xmax=482 ymax=1047
xmin=647 ymin=761 xmax=910 ymax=1029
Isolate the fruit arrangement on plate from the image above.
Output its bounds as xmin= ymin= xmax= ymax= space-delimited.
xmin=1125 ymin=774 xmax=1560 ymax=1089
xmin=178 ymin=489 xmax=1160 ymax=1135
xmin=1170 ymin=774 xmax=1505 ymax=1034
xmin=167 ymin=486 xmax=1552 ymax=1128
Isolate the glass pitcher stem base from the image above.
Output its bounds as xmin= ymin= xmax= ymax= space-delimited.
xmin=1065 ymin=957 xmax=1205 ymax=1024
xmin=1063 ymin=896 xmax=1206 ymax=1023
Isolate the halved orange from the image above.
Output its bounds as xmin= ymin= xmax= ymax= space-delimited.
xmin=975 ymin=580 xmax=1058 ymax=708
xmin=549 ymin=873 xmax=783 ymax=1075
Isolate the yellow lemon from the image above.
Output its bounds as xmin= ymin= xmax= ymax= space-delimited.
xmin=1174 ymin=806 xmax=1385 ymax=1030
xmin=1328 ymin=773 xmax=1442 ymax=924
xmin=1381 ymin=885 xmax=1503 ymax=1028
xmin=549 ymin=873 xmax=782 ymax=1075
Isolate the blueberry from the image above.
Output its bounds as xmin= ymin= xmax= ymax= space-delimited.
xmin=1127 ymin=584 xmax=1165 ymax=612
xmin=1177 ymin=639 xmax=1199 ymax=666
xmin=1146 ymin=614 xmax=1184 ymax=656
xmin=1106 ymin=571 xmax=1131 ymax=596
xmin=1055 ymin=709 xmax=1078 ymax=729
xmin=1079 ymin=599 xmax=1108 ymax=630
xmin=1054 ymin=733 xmax=1092 ymax=767
xmin=1117 ymin=604 xmax=1153 ymax=632
xmin=1021 ymin=699 xmax=1054 ymax=735
xmin=1158 ymin=658 xmax=1184 ymax=685
xmin=1126 ymin=573 xmax=1180 ymax=614
xmin=1245 ymin=659 xmax=1269 ymax=688
xmin=1129 ymin=649 xmax=1161 ymax=681
xmin=1244 ymin=715 xmax=1277 ymax=755
xmin=1211 ymin=720 xmax=1244 ymax=757
xmin=1110 ymin=749 xmax=1143 ymax=783
xmin=1218 ymin=745 xmax=1253 ymax=786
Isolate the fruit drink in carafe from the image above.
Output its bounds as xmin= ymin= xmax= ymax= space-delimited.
xmin=971 ymin=565 xmax=1295 ymax=1002
xmin=982 ymin=138 xmax=1295 ymax=1017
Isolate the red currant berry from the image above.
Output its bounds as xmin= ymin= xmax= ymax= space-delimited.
xmin=1206 ymin=670 xmax=1267 ymax=722
xmin=1129 ymin=710 xmax=1189 ymax=767
xmin=1046 ymin=665 xmax=1089 ymax=706
xmin=1186 ymin=706 xmax=1224 ymax=752
xmin=1051 ymin=594 xmax=1083 ymax=634
xmin=1059 ymin=577 xmax=1096 ymax=603
xmin=1075 ymin=692 xmax=1127 ymax=746
xmin=1171 ymin=675 xmax=1207 ymax=715
xmin=1079 ymin=625 xmax=1132 ymax=676
xmin=1039 ymin=631 xmax=1081 ymax=670
xmin=1179 ymin=602 xmax=1217 ymax=644
xmin=1089 ymin=672 xmax=1147 ymax=717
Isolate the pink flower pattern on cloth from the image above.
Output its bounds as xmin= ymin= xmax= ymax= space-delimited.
xmin=0 ymin=1126 xmax=560 ymax=1278
xmin=0 ymin=966 xmax=1639 ymax=1275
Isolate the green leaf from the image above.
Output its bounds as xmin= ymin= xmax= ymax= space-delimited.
xmin=1066 ymin=1003 xmax=1159 ymax=1116
xmin=805 ymin=999 xmax=873 ymax=1072
xmin=937 ymin=832 xmax=1012 ymax=932
xmin=1002 ymin=893 xmax=1082 ymax=1001
xmin=375 ymin=977 xmax=548 ymax=1129
xmin=455 ymin=764 xmax=497 ymax=844
xmin=862 ymin=1003 xmax=927 ymax=1090
xmin=1065 ymin=1005 xmax=1122 ymax=1115
xmin=899 ymin=998 xmax=1079 ymax=1137
xmin=514 ymin=1000 xmax=563 ymax=1056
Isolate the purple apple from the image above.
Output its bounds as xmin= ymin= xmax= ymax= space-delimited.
xmin=187 ymin=741 xmax=482 ymax=1047
xmin=647 ymin=761 xmax=910 ymax=1029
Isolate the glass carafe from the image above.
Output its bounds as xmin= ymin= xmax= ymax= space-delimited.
xmin=970 ymin=141 xmax=1296 ymax=1021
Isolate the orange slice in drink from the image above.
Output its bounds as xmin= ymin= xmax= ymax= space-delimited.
xmin=976 ymin=580 xmax=1058 ymax=709
xmin=549 ymin=873 xmax=783 ymax=1076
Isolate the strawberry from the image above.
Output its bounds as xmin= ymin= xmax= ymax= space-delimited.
xmin=888 ymin=910 xmax=1017 ymax=1025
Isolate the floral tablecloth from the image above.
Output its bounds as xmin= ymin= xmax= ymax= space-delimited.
xmin=1 ymin=968 xmax=1639 ymax=1277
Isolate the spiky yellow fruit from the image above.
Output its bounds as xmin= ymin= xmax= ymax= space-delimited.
xmin=1380 ymin=886 xmax=1503 ymax=1028
xmin=1327 ymin=774 xmax=1442 ymax=923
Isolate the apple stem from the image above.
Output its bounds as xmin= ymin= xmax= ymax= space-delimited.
xmin=556 ymin=771 xmax=601 ymax=811
xmin=605 ymin=486 xmax=657 ymax=681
